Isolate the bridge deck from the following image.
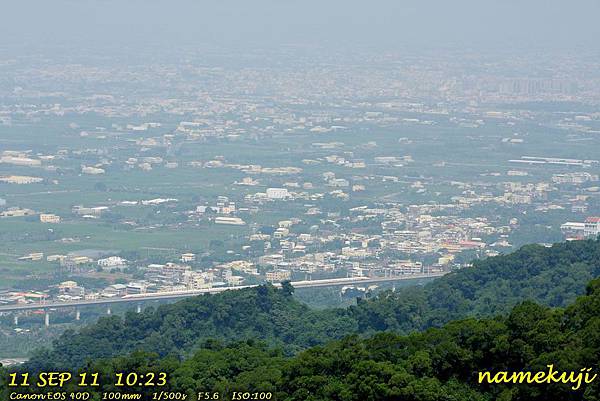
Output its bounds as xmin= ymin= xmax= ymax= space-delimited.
xmin=0 ymin=273 xmax=446 ymax=313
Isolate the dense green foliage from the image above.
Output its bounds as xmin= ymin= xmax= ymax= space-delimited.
xmin=5 ymin=278 xmax=600 ymax=400
xmin=350 ymin=239 xmax=600 ymax=334
xmin=168 ymin=278 xmax=600 ymax=400
xmin=25 ymin=285 xmax=356 ymax=369
xmin=22 ymin=239 xmax=600 ymax=370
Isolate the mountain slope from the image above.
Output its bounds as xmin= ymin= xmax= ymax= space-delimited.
xmin=9 ymin=277 xmax=600 ymax=400
xmin=351 ymin=239 xmax=600 ymax=333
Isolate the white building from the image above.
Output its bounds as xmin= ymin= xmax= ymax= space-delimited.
xmin=0 ymin=208 xmax=35 ymax=217
xmin=72 ymin=206 xmax=109 ymax=217
xmin=584 ymin=217 xmax=600 ymax=238
xmin=215 ymin=217 xmax=246 ymax=225
xmin=328 ymin=178 xmax=350 ymax=187
xmin=0 ymin=175 xmax=43 ymax=184
xmin=266 ymin=269 xmax=292 ymax=282
xmin=561 ymin=222 xmax=585 ymax=239
xmin=0 ymin=156 xmax=41 ymax=167
xmin=97 ymin=256 xmax=128 ymax=269
xmin=220 ymin=260 xmax=258 ymax=275
xmin=82 ymin=166 xmax=105 ymax=175
xmin=181 ymin=253 xmax=196 ymax=262
xmin=226 ymin=275 xmax=244 ymax=286
xmin=126 ymin=282 xmax=147 ymax=295
xmin=266 ymin=188 xmax=290 ymax=199
xmin=40 ymin=213 xmax=61 ymax=223
xmin=183 ymin=271 xmax=210 ymax=289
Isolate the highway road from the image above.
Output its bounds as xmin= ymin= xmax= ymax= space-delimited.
xmin=0 ymin=273 xmax=446 ymax=313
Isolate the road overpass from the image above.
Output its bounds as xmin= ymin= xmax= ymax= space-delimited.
xmin=0 ymin=272 xmax=446 ymax=315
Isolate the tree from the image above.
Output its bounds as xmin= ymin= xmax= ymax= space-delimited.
xmin=281 ymin=281 xmax=294 ymax=297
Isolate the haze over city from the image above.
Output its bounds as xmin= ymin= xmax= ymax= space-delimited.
xmin=3 ymin=0 xmax=600 ymax=51
xmin=1 ymin=2 xmax=600 ymax=399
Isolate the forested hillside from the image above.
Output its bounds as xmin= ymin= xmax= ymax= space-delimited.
xmin=23 ymin=239 xmax=600 ymax=370
xmin=5 ymin=277 xmax=600 ymax=400
xmin=350 ymin=238 xmax=600 ymax=334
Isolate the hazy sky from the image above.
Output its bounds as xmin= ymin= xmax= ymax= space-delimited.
xmin=2 ymin=0 xmax=600 ymax=53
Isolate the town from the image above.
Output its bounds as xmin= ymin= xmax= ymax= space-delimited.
xmin=1 ymin=47 xmax=600 ymax=314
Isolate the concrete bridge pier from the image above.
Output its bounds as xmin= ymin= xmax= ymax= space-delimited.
xmin=75 ymin=309 xmax=81 ymax=321
xmin=44 ymin=312 xmax=50 ymax=327
xmin=136 ymin=304 xmax=142 ymax=314
xmin=13 ymin=315 xmax=19 ymax=326
xmin=106 ymin=307 xmax=111 ymax=315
